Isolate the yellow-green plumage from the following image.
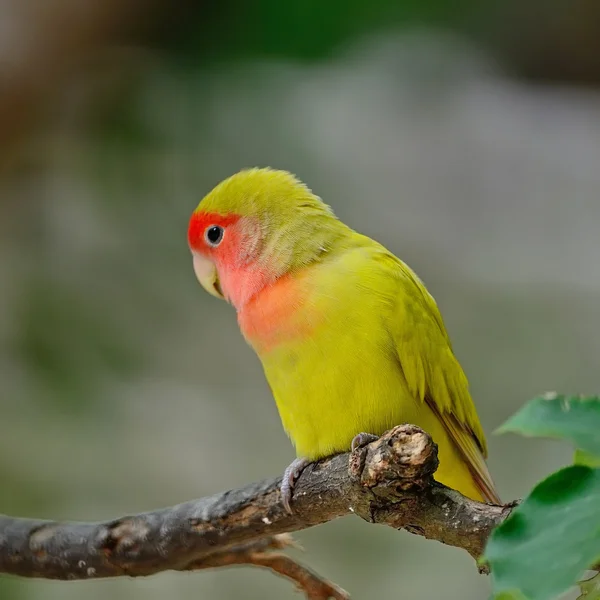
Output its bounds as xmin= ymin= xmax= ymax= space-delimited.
xmin=190 ymin=168 xmax=499 ymax=504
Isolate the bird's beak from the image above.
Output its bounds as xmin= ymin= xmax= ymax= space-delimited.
xmin=192 ymin=253 xmax=224 ymax=299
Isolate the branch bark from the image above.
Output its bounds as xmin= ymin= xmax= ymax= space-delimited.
xmin=0 ymin=425 xmax=513 ymax=595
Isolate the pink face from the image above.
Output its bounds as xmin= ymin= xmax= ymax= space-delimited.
xmin=187 ymin=211 xmax=267 ymax=308
xmin=187 ymin=211 xmax=241 ymax=299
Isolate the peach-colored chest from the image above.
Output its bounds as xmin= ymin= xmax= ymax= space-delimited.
xmin=237 ymin=274 xmax=317 ymax=353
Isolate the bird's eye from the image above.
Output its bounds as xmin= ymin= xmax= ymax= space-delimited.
xmin=205 ymin=225 xmax=224 ymax=247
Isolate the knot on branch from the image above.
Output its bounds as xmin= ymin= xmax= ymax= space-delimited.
xmin=349 ymin=425 xmax=438 ymax=493
xmin=100 ymin=518 xmax=151 ymax=558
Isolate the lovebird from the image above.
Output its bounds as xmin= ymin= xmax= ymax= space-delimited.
xmin=188 ymin=168 xmax=500 ymax=511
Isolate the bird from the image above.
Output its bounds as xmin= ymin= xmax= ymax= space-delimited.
xmin=187 ymin=167 xmax=500 ymax=512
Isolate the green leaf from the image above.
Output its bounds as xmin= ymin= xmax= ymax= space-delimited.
xmin=576 ymin=449 xmax=600 ymax=468
xmin=578 ymin=572 xmax=600 ymax=600
xmin=497 ymin=393 xmax=600 ymax=457
xmin=485 ymin=465 xmax=600 ymax=600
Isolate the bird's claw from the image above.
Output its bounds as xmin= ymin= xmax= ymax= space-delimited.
xmin=281 ymin=457 xmax=311 ymax=514
xmin=351 ymin=432 xmax=379 ymax=452
xmin=280 ymin=436 xmax=378 ymax=513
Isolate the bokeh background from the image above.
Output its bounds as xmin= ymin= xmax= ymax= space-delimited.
xmin=2 ymin=1 xmax=600 ymax=599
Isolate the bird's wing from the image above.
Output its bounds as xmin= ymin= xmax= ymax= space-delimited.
xmin=384 ymin=252 xmax=501 ymax=504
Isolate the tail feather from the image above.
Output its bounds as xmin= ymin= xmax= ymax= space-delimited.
xmin=427 ymin=400 xmax=501 ymax=504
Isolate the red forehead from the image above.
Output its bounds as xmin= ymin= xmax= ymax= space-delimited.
xmin=188 ymin=211 xmax=240 ymax=251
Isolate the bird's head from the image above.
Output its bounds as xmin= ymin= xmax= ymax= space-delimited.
xmin=187 ymin=168 xmax=343 ymax=309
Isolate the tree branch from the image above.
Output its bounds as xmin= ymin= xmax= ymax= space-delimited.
xmin=186 ymin=534 xmax=349 ymax=599
xmin=0 ymin=425 xmax=513 ymax=594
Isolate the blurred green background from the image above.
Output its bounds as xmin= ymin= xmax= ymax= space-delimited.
xmin=1 ymin=1 xmax=600 ymax=599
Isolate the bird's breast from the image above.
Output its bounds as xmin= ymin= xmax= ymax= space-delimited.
xmin=237 ymin=271 xmax=323 ymax=354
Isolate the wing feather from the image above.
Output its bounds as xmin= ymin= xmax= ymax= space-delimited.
xmin=385 ymin=252 xmax=501 ymax=504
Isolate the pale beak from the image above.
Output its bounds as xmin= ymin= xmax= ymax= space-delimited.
xmin=192 ymin=253 xmax=224 ymax=299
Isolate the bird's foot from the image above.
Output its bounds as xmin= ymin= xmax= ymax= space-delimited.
xmin=351 ymin=432 xmax=379 ymax=452
xmin=281 ymin=457 xmax=311 ymax=514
